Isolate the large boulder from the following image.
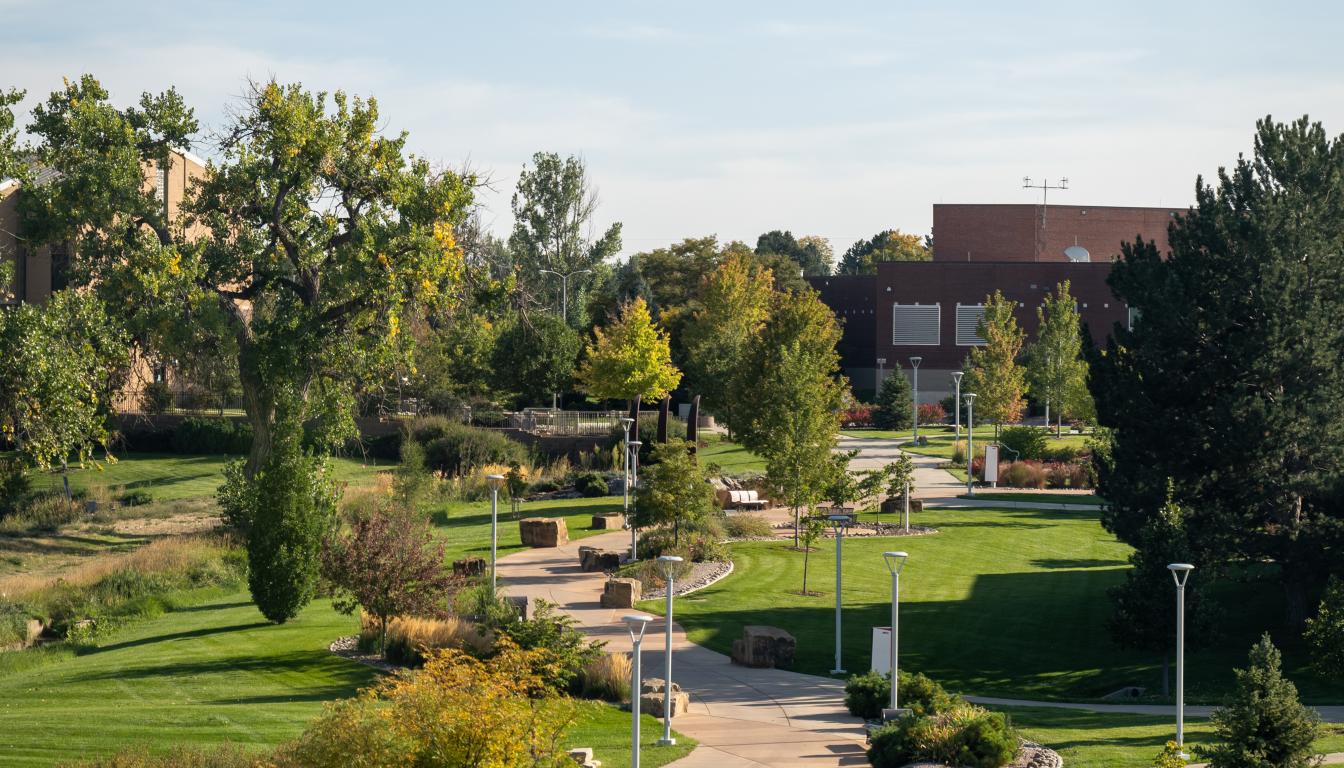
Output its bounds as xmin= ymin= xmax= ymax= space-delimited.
xmin=640 ymin=678 xmax=690 ymax=718
xmin=452 ymin=557 xmax=486 ymax=577
xmin=600 ymin=578 xmax=641 ymax=608
xmin=519 ymin=517 xmax=569 ymax=548
xmin=579 ymin=546 xmax=624 ymax=572
xmin=730 ymin=625 xmax=796 ymax=669
xmin=591 ymin=513 xmax=623 ymax=530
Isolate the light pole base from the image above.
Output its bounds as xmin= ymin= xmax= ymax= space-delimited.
xmin=881 ymin=708 xmax=911 ymax=722
xmin=830 ymin=669 xmax=847 ymax=676
xmin=657 ymin=738 xmax=677 ymax=746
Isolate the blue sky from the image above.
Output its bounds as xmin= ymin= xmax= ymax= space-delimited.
xmin=3 ymin=1 xmax=1343 ymax=257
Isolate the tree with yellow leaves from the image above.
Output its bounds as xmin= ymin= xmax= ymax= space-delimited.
xmin=578 ymin=297 xmax=682 ymax=406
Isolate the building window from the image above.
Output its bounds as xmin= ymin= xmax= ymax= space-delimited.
xmin=892 ymin=304 xmax=939 ymax=346
xmin=956 ymin=304 xmax=987 ymax=346
xmin=154 ymin=160 xmax=169 ymax=214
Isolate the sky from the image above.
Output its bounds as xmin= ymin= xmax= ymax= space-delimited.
xmin=3 ymin=1 xmax=1343 ymax=259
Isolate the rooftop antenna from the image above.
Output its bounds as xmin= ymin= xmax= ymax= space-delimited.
xmin=1023 ymin=177 xmax=1069 ymax=261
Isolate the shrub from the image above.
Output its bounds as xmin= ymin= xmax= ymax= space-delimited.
xmin=637 ymin=529 xmax=726 ymax=563
xmin=490 ymin=600 xmax=602 ymax=694
xmin=873 ymin=372 xmax=914 ymax=430
xmin=868 ymin=704 xmax=1017 ymax=768
xmin=529 ymin=478 xmax=560 ymax=494
xmin=1306 ymin=575 xmax=1344 ymax=680
xmin=365 ymin=614 xmax=491 ymax=666
xmin=269 ymin=643 xmax=578 ymax=768
xmin=118 ymin=490 xmax=153 ymax=506
xmin=998 ymin=426 xmax=1049 ymax=461
xmin=1202 ymin=634 xmax=1321 ymax=768
xmin=844 ymin=670 xmax=959 ymax=719
xmin=0 ymin=494 xmax=80 ymax=533
xmin=842 ymin=403 xmax=874 ymax=428
xmin=416 ymin=421 xmax=525 ymax=476
xmin=247 ymin=428 xmax=340 ymax=623
xmin=321 ymin=505 xmax=460 ymax=654
xmin=1153 ymin=741 xmax=1189 ymax=768
xmin=725 ymin=513 xmax=774 ymax=539
xmin=951 ymin=440 xmax=986 ymax=465
xmin=0 ymin=457 xmax=34 ymax=519
xmin=578 ymin=651 xmax=632 ymax=702
xmin=171 ymin=417 xmax=252 ymax=455
xmin=571 ymin=471 xmax=609 ymax=497
xmin=1046 ymin=460 xmax=1092 ymax=489
xmin=999 ymin=460 xmax=1047 ymax=489
xmin=1042 ymin=444 xmax=1087 ymax=463
xmin=917 ymin=402 xmax=946 ymax=425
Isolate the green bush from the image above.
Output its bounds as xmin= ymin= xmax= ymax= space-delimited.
xmin=246 ymin=429 xmax=340 ymax=623
xmin=0 ymin=457 xmax=33 ymax=519
xmin=725 ymin=514 xmax=774 ymax=539
xmin=529 ymin=479 xmax=560 ymax=494
xmin=415 ymin=420 xmax=525 ymax=476
xmin=998 ymin=426 xmax=1048 ymax=461
xmin=571 ymin=471 xmax=609 ymax=497
xmin=868 ymin=705 xmax=1017 ymax=768
xmin=118 ymin=490 xmax=153 ymax=506
xmin=1306 ymin=575 xmax=1344 ymax=680
xmin=490 ymin=600 xmax=602 ymax=694
xmin=139 ymin=381 xmax=174 ymax=416
xmin=637 ymin=528 xmax=726 ymax=563
xmin=999 ymin=461 xmax=1048 ymax=489
xmin=844 ymin=670 xmax=958 ymax=719
xmin=171 ymin=417 xmax=253 ymax=455
xmin=0 ymin=494 xmax=81 ymax=533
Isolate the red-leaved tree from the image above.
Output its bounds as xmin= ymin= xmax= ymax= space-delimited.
xmin=321 ymin=507 xmax=460 ymax=654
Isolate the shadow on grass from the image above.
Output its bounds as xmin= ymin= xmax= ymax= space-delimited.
xmin=90 ymin=622 xmax=271 ymax=654
xmin=74 ymin=649 xmax=368 ymax=685
xmin=1030 ymin=558 xmax=1128 ymax=569
xmin=170 ymin=600 xmax=256 ymax=613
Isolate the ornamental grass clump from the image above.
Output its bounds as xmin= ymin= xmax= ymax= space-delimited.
xmin=578 ymin=651 xmax=631 ymax=702
xmin=362 ymin=613 xmax=491 ymax=666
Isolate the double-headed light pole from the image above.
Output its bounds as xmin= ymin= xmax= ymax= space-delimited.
xmin=628 ymin=439 xmax=643 ymax=560
xmin=657 ymin=555 xmax=683 ymax=746
xmin=883 ymin=551 xmax=909 ymax=715
xmin=486 ymin=474 xmax=506 ymax=594
xmin=623 ymin=614 xmax=654 ymax=768
xmin=1169 ymin=563 xmax=1194 ymax=757
xmin=538 ymin=268 xmax=592 ymax=326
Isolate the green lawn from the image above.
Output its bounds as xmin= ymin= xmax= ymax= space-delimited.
xmin=32 ymin=452 xmax=389 ymax=503
xmin=1000 ymin=706 xmax=1344 ymax=768
xmin=698 ymin=434 xmax=766 ymax=475
xmin=844 ymin=425 xmax=1092 ymax=462
xmin=431 ymin=495 xmax=626 ymax=564
xmin=644 ymin=505 xmax=1343 ymax=704
xmin=958 ymin=492 xmax=1106 ymax=506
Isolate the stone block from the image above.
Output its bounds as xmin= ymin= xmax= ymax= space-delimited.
xmin=600 ymin=578 xmax=641 ymax=609
xmin=639 ymin=690 xmax=690 ymax=718
xmin=579 ymin=547 xmax=624 ymax=572
xmin=730 ymin=625 xmax=796 ymax=669
xmin=639 ymin=678 xmax=683 ymax=695
xmin=505 ymin=594 xmax=531 ymax=621
xmin=519 ymin=517 xmax=569 ymax=548
xmin=452 ymin=557 xmax=486 ymax=577
xmin=591 ymin=513 xmax=624 ymax=530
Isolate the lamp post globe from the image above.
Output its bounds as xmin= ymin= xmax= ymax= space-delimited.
xmin=623 ymin=614 xmax=654 ymax=768
xmin=485 ymin=474 xmax=507 ymax=594
xmin=656 ymin=555 xmax=684 ymax=745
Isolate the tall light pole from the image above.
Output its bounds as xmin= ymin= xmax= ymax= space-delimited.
xmin=883 ymin=551 xmax=909 ymax=715
xmin=657 ymin=555 xmax=683 ymax=746
xmin=620 ymin=417 xmax=634 ymax=515
xmin=628 ymin=440 xmax=643 ymax=560
xmin=909 ymin=357 xmax=922 ymax=442
xmin=951 ymin=372 xmax=963 ymax=443
xmin=828 ymin=513 xmax=849 ymax=675
xmin=964 ymin=394 xmax=977 ymax=497
xmin=486 ymin=474 xmax=506 ymax=594
xmin=623 ymin=614 xmax=654 ymax=768
xmin=1169 ymin=563 xmax=1194 ymax=757
xmin=538 ymin=268 xmax=592 ymax=325
xmin=876 ymin=357 xmax=886 ymax=395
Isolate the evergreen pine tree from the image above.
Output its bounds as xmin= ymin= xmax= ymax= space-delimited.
xmin=1203 ymin=634 xmax=1320 ymax=768
xmin=873 ymin=368 xmax=914 ymax=430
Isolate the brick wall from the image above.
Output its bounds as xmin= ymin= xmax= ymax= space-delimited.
xmin=932 ymin=203 xmax=1182 ymax=263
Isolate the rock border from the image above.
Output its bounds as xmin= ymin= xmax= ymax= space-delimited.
xmin=329 ymin=634 xmax=400 ymax=673
xmin=642 ymin=559 xmax=733 ymax=600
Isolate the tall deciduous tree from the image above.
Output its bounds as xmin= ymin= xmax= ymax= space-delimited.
xmin=21 ymin=77 xmax=476 ymax=476
xmin=682 ymin=249 xmax=774 ymax=435
xmin=1025 ymin=281 xmax=1092 ymax=435
xmin=837 ymin=229 xmax=931 ymax=275
xmin=962 ymin=290 xmax=1027 ymax=435
xmin=735 ymin=290 xmax=846 ymax=546
xmin=1089 ymin=117 xmax=1344 ymax=629
xmin=756 ymin=229 xmax=831 ymax=276
xmin=577 ymin=297 xmax=681 ymax=405
xmin=631 ymin=439 xmax=717 ymax=546
xmin=509 ymin=152 xmax=622 ymax=325
xmin=491 ymin=313 xmax=581 ymax=408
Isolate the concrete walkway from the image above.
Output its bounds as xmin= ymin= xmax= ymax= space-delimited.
xmin=497 ymin=529 xmax=870 ymax=768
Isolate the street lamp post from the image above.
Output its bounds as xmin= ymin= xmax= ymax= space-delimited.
xmin=883 ymin=551 xmax=909 ymax=715
xmin=539 ymin=268 xmax=592 ymax=325
xmin=876 ymin=357 xmax=886 ymax=394
xmin=486 ymin=474 xmax=506 ymax=594
xmin=951 ymin=372 xmax=964 ymax=443
xmin=909 ymin=357 xmax=922 ymax=442
xmin=964 ymin=394 xmax=977 ymax=497
xmin=623 ymin=614 xmax=654 ymax=768
xmin=828 ymin=513 xmax=849 ymax=675
xmin=628 ymin=440 xmax=643 ymax=560
xmin=1169 ymin=563 xmax=1194 ymax=756
xmin=657 ymin=555 xmax=684 ymax=745
xmin=620 ymin=418 xmax=634 ymax=515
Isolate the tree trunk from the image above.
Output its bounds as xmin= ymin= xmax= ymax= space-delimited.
xmin=793 ymin=505 xmax=800 ymax=549
xmin=802 ymin=548 xmax=810 ymax=594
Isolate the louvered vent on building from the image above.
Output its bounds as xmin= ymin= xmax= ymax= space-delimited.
xmin=956 ymin=305 xmax=987 ymax=346
xmin=892 ymin=304 xmax=940 ymax=346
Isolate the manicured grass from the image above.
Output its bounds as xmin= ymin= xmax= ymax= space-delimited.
xmin=32 ymin=452 xmax=389 ymax=503
xmin=646 ymin=505 xmax=1341 ymax=703
xmin=698 ymin=434 xmax=766 ymax=475
xmin=431 ymin=495 xmax=625 ymax=565
xmin=958 ymin=492 xmax=1106 ymax=506
xmin=569 ymin=700 xmax=696 ymax=767
xmin=999 ymin=706 xmax=1344 ymax=768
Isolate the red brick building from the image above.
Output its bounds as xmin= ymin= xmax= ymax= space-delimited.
xmin=810 ymin=203 xmax=1182 ymax=404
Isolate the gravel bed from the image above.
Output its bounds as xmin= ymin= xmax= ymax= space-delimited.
xmin=329 ymin=635 xmax=400 ymax=673
xmin=642 ymin=559 xmax=733 ymax=599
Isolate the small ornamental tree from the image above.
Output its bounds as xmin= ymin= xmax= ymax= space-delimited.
xmin=321 ymin=505 xmax=459 ymax=655
xmin=1305 ymin=575 xmax=1344 ymax=680
xmin=631 ymin=439 xmax=716 ymax=546
xmin=1202 ymin=634 xmax=1321 ymax=768
xmin=578 ymin=297 xmax=682 ymax=406
xmin=963 ymin=290 xmax=1028 ymax=435
xmin=873 ymin=369 xmax=914 ymax=430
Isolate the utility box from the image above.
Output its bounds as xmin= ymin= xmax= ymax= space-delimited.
xmin=870 ymin=627 xmax=893 ymax=674
xmin=984 ymin=444 xmax=1000 ymax=483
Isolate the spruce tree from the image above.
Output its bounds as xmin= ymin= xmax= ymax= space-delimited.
xmin=873 ymin=368 xmax=914 ymax=430
xmin=1203 ymin=634 xmax=1320 ymax=768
